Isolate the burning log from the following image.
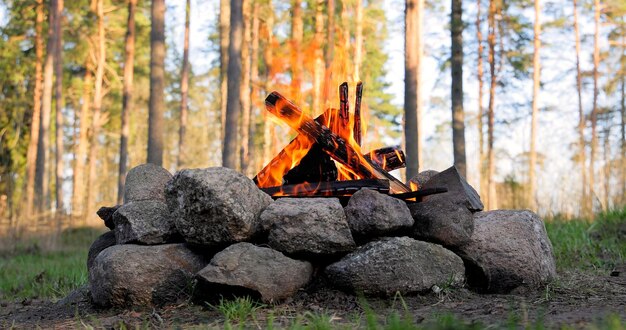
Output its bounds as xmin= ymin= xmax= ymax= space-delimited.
xmin=365 ymin=146 xmax=406 ymax=172
xmin=265 ymin=92 xmax=411 ymax=193
xmin=260 ymin=179 xmax=390 ymax=197
xmin=283 ymin=143 xmax=338 ymax=184
xmin=354 ymin=82 xmax=363 ymax=146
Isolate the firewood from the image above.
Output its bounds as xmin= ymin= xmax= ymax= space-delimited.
xmin=265 ymin=92 xmax=411 ymax=193
xmin=354 ymin=82 xmax=363 ymax=146
xmin=364 ymin=146 xmax=406 ymax=171
xmin=339 ymin=82 xmax=350 ymax=129
xmin=389 ymin=187 xmax=448 ymax=203
xmin=283 ymin=143 xmax=338 ymax=184
xmin=260 ymin=179 xmax=390 ymax=197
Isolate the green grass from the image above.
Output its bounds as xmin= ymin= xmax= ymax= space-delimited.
xmin=0 ymin=227 xmax=104 ymax=300
xmin=545 ymin=207 xmax=626 ymax=271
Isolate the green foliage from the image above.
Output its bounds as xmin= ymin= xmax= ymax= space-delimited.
xmin=208 ymin=296 xmax=265 ymax=326
xmin=545 ymin=207 xmax=626 ymax=271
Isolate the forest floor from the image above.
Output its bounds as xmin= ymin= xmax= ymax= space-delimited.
xmin=0 ymin=209 xmax=625 ymax=329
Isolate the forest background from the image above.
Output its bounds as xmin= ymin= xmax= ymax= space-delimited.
xmin=0 ymin=0 xmax=624 ymax=234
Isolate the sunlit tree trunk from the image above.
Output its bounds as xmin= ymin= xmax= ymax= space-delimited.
xmin=220 ymin=0 xmax=230 ymax=149
xmin=529 ymin=0 xmax=541 ymax=210
xmin=620 ymin=30 xmax=625 ymax=205
xmin=36 ymin=0 xmax=58 ymax=212
xmin=603 ymin=126 xmax=610 ymax=210
xmin=589 ymin=0 xmax=600 ymax=215
xmin=25 ymin=0 xmax=44 ymax=218
xmin=404 ymin=0 xmax=423 ymax=180
xmin=223 ymin=0 xmax=243 ymax=169
xmin=240 ymin=0 xmax=251 ymax=173
xmin=476 ymin=0 xmax=486 ymax=201
xmin=341 ymin=0 xmax=350 ymax=74
xmin=323 ymin=0 xmax=335 ymax=106
xmin=486 ymin=0 xmax=497 ymax=210
xmin=451 ymin=0 xmax=466 ymax=177
xmin=72 ymin=58 xmax=92 ymax=220
xmin=54 ymin=0 xmax=64 ymax=213
xmin=313 ymin=0 xmax=324 ymax=114
xmin=249 ymin=1 xmax=260 ymax=173
xmin=262 ymin=4 xmax=275 ymax=166
xmin=178 ymin=0 xmax=190 ymax=169
xmin=573 ymin=0 xmax=587 ymax=216
xmin=147 ymin=0 xmax=165 ymax=165
xmin=118 ymin=0 xmax=136 ymax=204
xmin=86 ymin=0 xmax=105 ymax=222
xmin=290 ymin=0 xmax=303 ymax=104
xmin=354 ymin=0 xmax=363 ymax=82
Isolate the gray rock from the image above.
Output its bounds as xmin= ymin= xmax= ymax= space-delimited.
xmin=325 ymin=237 xmax=465 ymax=296
xmin=57 ymin=284 xmax=90 ymax=307
xmin=96 ymin=205 xmax=120 ymax=230
xmin=344 ymin=189 xmax=414 ymax=240
xmin=409 ymin=199 xmax=474 ymax=248
xmin=421 ymin=166 xmax=484 ymax=212
xmin=261 ymin=198 xmax=356 ymax=258
xmin=409 ymin=170 xmax=440 ymax=188
xmin=113 ymin=200 xmax=178 ymax=245
xmin=124 ymin=163 xmax=173 ymax=203
xmin=196 ymin=242 xmax=313 ymax=303
xmin=90 ymin=244 xmax=207 ymax=307
xmin=87 ymin=231 xmax=116 ymax=271
xmin=166 ymin=167 xmax=273 ymax=247
xmin=457 ymin=210 xmax=557 ymax=293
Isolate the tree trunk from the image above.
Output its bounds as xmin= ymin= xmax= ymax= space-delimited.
xmin=54 ymin=0 xmax=64 ymax=213
xmin=147 ymin=0 xmax=165 ymax=166
xmin=341 ymin=0 xmax=350 ymax=75
xmin=223 ymin=0 xmax=243 ymax=169
xmin=290 ymin=0 xmax=303 ymax=104
xmin=25 ymin=0 xmax=44 ymax=218
xmin=36 ymin=0 xmax=58 ymax=213
xmin=528 ymin=0 xmax=541 ymax=210
xmin=573 ymin=0 xmax=587 ymax=216
xmin=487 ymin=0 xmax=497 ymax=210
xmin=220 ymin=0 xmax=230 ymax=149
xmin=404 ymin=0 xmax=423 ymax=181
xmin=118 ymin=0 xmax=136 ymax=204
xmin=354 ymin=0 xmax=363 ymax=82
xmin=86 ymin=0 xmax=105 ymax=223
xmin=323 ymin=0 xmax=335 ymax=105
xmin=451 ymin=0 xmax=466 ymax=178
xmin=240 ymin=0 xmax=251 ymax=173
xmin=249 ymin=1 xmax=260 ymax=173
xmin=589 ymin=0 xmax=600 ymax=214
xmin=620 ymin=24 xmax=625 ymax=206
xmin=313 ymin=0 xmax=324 ymax=114
xmin=73 ymin=61 xmax=92 ymax=220
xmin=178 ymin=0 xmax=190 ymax=169
xmin=603 ymin=126 xmax=610 ymax=210
xmin=262 ymin=5 xmax=275 ymax=166
xmin=476 ymin=0 xmax=486 ymax=201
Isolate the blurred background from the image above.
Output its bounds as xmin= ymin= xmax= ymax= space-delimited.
xmin=0 ymin=0 xmax=624 ymax=239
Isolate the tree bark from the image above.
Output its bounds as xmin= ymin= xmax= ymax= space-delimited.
xmin=240 ymin=0 xmax=252 ymax=173
xmin=223 ymin=0 xmax=243 ymax=169
xmin=54 ymin=0 xmax=64 ymax=213
xmin=290 ymin=0 xmax=303 ymax=103
xmin=73 ymin=58 xmax=92 ymax=220
xmin=404 ymin=0 xmax=423 ymax=180
xmin=25 ymin=0 xmax=44 ymax=218
xmin=313 ymin=0 xmax=324 ymax=114
xmin=529 ymin=0 xmax=541 ymax=210
xmin=476 ymin=0 xmax=486 ymax=201
xmin=178 ymin=0 xmax=190 ymax=169
xmin=451 ymin=0 xmax=466 ymax=178
xmin=603 ymin=126 xmax=610 ymax=210
xmin=86 ymin=0 xmax=105 ymax=223
xmin=323 ymin=0 xmax=335 ymax=105
xmin=354 ymin=0 xmax=363 ymax=82
xmin=118 ymin=0 xmax=136 ymax=204
xmin=220 ymin=0 xmax=230 ymax=148
xmin=589 ymin=0 xmax=600 ymax=214
xmin=621 ymin=30 xmax=625 ymax=205
xmin=249 ymin=1 xmax=260 ymax=173
xmin=262 ymin=4 xmax=275 ymax=166
xmin=573 ymin=0 xmax=587 ymax=216
xmin=147 ymin=0 xmax=165 ymax=166
xmin=487 ymin=0 xmax=497 ymax=210
xmin=36 ymin=0 xmax=58 ymax=212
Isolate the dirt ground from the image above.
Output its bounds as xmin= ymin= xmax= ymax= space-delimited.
xmin=1 ymin=267 xmax=624 ymax=329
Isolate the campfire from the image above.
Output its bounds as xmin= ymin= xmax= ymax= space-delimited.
xmin=253 ymin=82 xmax=446 ymax=202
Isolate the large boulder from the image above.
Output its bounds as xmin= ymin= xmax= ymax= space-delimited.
xmin=124 ymin=163 xmax=173 ymax=203
xmin=87 ymin=231 xmax=116 ymax=271
xmin=261 ymin=198 xmax=356 ymax=258
xmin=113 ymin=200 xmax=179 ymax=245
xmin=166 ymin=167 xmax=273 ymax=247
xmin=89 ymin=244 xmax=207 ymax=307
xmin=195 ymin=243 xmax=313 ymax=303
xmin=344 ymin=189 xmax=414 ymax=240
xmin=457 ymin=210 xmax=557 ymax=293
xmin=409 ymin=199 xmax=474 ymax=248
xmin=420 ymin=166 xmax=483 ymax=212
xmin=325 ymin=237 xmax=465 ymax=296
